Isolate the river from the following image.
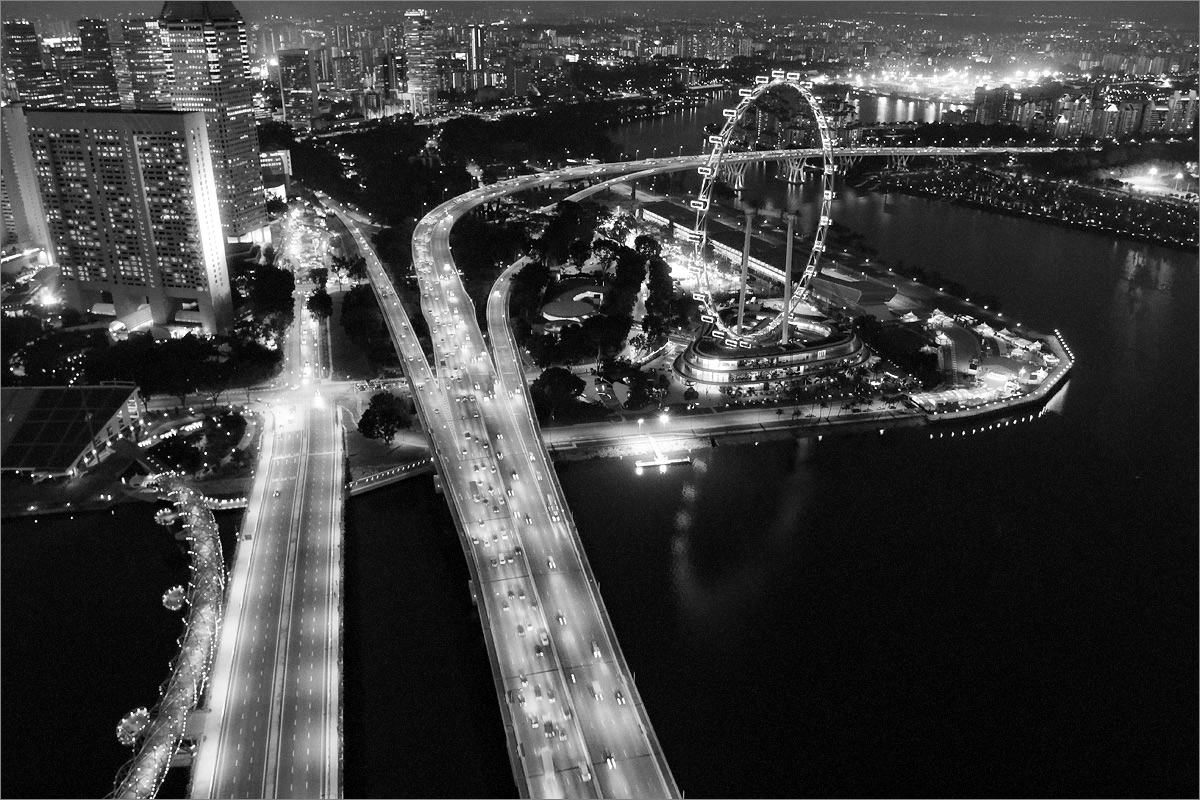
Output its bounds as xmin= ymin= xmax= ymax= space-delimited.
xmin=4 ymin=95 xmax=1195 ymax=798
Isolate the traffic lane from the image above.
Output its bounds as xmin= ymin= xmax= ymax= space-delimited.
xmin=485 ymin=583 xmax=593 ymax=779
xmin=529 ymin=572 xmax=612 ymax=669
xmin=215 ymin=463 xmax=297 ymax=796
xmin=275 ymin=413 xmax=339 ymax=796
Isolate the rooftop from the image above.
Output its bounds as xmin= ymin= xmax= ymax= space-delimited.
xmin=1 ymin=384 xmax=138 ymax=474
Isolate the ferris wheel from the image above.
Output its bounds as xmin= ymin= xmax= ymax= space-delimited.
xmin=689 ymin=71 xmax=837 ymax=345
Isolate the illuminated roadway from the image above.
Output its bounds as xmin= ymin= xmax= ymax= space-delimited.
xmin=309 ymin=144 xmax=1074 ymax=798
xmin=191 ymin=239 xmax=342 ymax=799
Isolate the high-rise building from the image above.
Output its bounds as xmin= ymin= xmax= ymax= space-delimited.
xmin=2 ymin=19 xmax=67 ymax=107
xmin=466 ymin=25 xmax=483 ymax=72
xmin=331 ymin=52 xmax=364 ymax=89
xmin=278 ymin=48 xmax=318 ymax=127
xmin=21 ymin=107 xmax=231 ymax=333
xmin=402 ymin=9 xmax=436 ymax=116
xmin=159 ymin=1 xmax=266 ymax=242
xmin=122 ymin=19 xmax=170 ymax=110
xmin=109 ymin=21 xmax=134 ymax=109
xmin=73 ymin=19 xmax=121 ymax=108
xmin=0 ymin=105 xmax=54 ymax=254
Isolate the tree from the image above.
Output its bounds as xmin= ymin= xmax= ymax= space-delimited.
xmin=644 ymin=254 xmax=674 ymax=319
xmin=530 ymin=366 xmax=585 ymax=421
xmin=248 ymin=265 xmax=296 ymax=338
xmin=308 ymin=267 xmax=328 ymax=288
xmin=265 ymin=197 xmax=288 ymax=216
xmin=307 ymin=288 xmax=333 ymax=320
xmin=591 ymin=238 xmax=620 ymax=276
xmin=345 ymin=255 xmax=368 ymax=281
xmin=357 ymin=391 xmax=410 ymax=443
xmin=567 ymin=237 xmax=592 ymax=268
xmin=633 ymin=234 xmax=661 ymax=257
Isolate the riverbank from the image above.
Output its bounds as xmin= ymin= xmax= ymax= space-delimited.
xmin=869 ymin=169 xmax=1198 ymax=251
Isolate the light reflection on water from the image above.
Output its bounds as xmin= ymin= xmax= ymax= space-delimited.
xmin=665 ymin=440 xmax=817 ymax=633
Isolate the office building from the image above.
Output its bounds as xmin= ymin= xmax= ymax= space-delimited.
xmin=2 ymin=19 xmax=67 ymax=107
xmin=402 ymin=9 xmax=436 ymax=116
xmin=122 ymin=19 xmax=170 ymax=110
xmin=109 ymin=21 xmax=134 ymax=109
xmin=466 ymin=25 xmax=483 ymax=71
xmin=159 ymin=0 xmax=267 ymax=242
xmin=74 ymin=18 xmax=121 ymax=108
xmin=0 ymin=105 xmax=53 ymax=255
xmin=22 ymin=107 xmax=232 ymax=334
xmin=278 ymin=48 xmax=318 ymax=127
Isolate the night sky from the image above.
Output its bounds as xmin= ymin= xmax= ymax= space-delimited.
xmin=1 ymin=1 xmax=1197 ymax=29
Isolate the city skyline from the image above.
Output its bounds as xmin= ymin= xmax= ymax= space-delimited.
xmin=1 ymin=2 xmax=1195 ymax=798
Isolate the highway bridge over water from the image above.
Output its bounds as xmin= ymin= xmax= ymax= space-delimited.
xmin=182 ymin=115 xmax=1075 ymax=797
xmin=311 ymin=139 xmax=1066 ymax=798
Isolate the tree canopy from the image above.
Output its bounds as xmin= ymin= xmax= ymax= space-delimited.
xmin=357 ymin=391 xmax=411 ymax=443
xmin=530 ymin=367 xmax=585 ymax=421
xmin=306 ymin=288 xmax=333 ymax=320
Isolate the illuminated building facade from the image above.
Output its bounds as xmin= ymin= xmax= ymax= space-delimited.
xmin=402 ymin=9 xmax=436 ymax=116
xmin=675 ymin=317 xmax=866 ymax=385
xmin=0 ymin=105 xmax=54 ymax=257
xmin=74 ymin=18 xmax=121 ymax=108
xmin=23 ymin=108 xmax=231 ymax=334
xmin=159 ymin=1 xmax=266 ymax=242
xmin=121 ymin=18 xmax=171 ymax=110
xmin=1 ymin=19 xmax=67 ymax=108
xmin=278 ymin=48 xmax=318 ymax=127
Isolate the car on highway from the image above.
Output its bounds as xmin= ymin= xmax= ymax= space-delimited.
xmin=616 ymin=690 xmax=626 ymax=705
xmin=556 ymin=611 xmax=565 ymax=625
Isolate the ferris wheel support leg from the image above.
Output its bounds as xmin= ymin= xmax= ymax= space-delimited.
xmin=736 ymin=210 xmax=754 ymax=334
xmin=782 ymin=213 xmax=796 ymax=345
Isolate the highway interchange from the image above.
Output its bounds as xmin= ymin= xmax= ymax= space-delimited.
xmin=319 ymin=181 xmax=680 ymax=798
xmin=186 ymin=145 xmax=1067 ymax=799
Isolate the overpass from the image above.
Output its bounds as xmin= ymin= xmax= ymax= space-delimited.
xmin=320 ymin=185 xmax=682 ymax=798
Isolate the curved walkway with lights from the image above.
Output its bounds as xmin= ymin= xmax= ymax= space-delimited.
xmin=108 ymin=477 xmax=225 ymax=799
